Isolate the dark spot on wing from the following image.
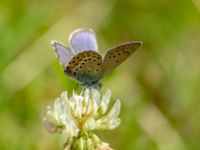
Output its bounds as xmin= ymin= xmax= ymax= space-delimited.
xmin=74 ymin=62 xmax=78 ymax=65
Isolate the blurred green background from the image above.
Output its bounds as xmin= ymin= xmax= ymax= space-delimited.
xmin=1 ymin=0 xmax=200 ymax=149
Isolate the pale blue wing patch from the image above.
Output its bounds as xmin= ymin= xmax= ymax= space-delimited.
xmin=69 ymin=28 xmax=98 ymax=53
xmin=51 ymin=40 xmax=74 ymax=67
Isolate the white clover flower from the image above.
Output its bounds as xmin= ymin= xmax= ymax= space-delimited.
xmin=42 ymin=88 xmax=121 ymax=150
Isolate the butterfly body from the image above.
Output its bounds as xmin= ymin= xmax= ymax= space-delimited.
xmin=51 ymin=28 xmax=142 ymax=89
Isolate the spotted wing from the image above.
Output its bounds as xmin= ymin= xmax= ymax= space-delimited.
xmin=65 ymin=51 xmax=103 ymax=83
xmin=51 ymin=41 xmax=74 ymax=67
xmin=102 ymin=41 xmax=142 ymax=75
xmin=69 ymin=28 xmax=98 ymax=53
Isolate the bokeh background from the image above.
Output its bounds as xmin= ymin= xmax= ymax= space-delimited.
xmin=1 ymin=0 xmax=200 ymax=149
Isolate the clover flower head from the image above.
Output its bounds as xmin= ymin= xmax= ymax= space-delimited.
xmin=42 ymin=88 xmax=121 ymax=150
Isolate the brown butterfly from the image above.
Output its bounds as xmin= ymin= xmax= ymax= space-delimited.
xmin=52 ymin=28 xmax=142 ymax=89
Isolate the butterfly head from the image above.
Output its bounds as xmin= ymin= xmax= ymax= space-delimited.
xmin=82 ymin=81 xmax=102 ymax=90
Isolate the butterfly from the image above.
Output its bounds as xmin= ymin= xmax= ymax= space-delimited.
xmin=51 ymin=28 xmax=142 ymax=89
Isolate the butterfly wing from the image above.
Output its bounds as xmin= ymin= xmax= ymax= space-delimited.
xmin=102 ymin=41 xmax=142 ymax=75
xmin=69 ymin=28 xmax=98 ymax=53
xmin=65 ymin=51 xmax=103 ymax=85
xmin=51 ymin=41 xmax=74 ymax=67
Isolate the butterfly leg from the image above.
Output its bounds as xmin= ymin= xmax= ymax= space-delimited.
xmin=89 ymin=82 xmax=102 ymax=89
xmin=74 ymin=83 xmax=79 ymax=91
xmin=82 ymin=85 xmax=88 ymax=93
